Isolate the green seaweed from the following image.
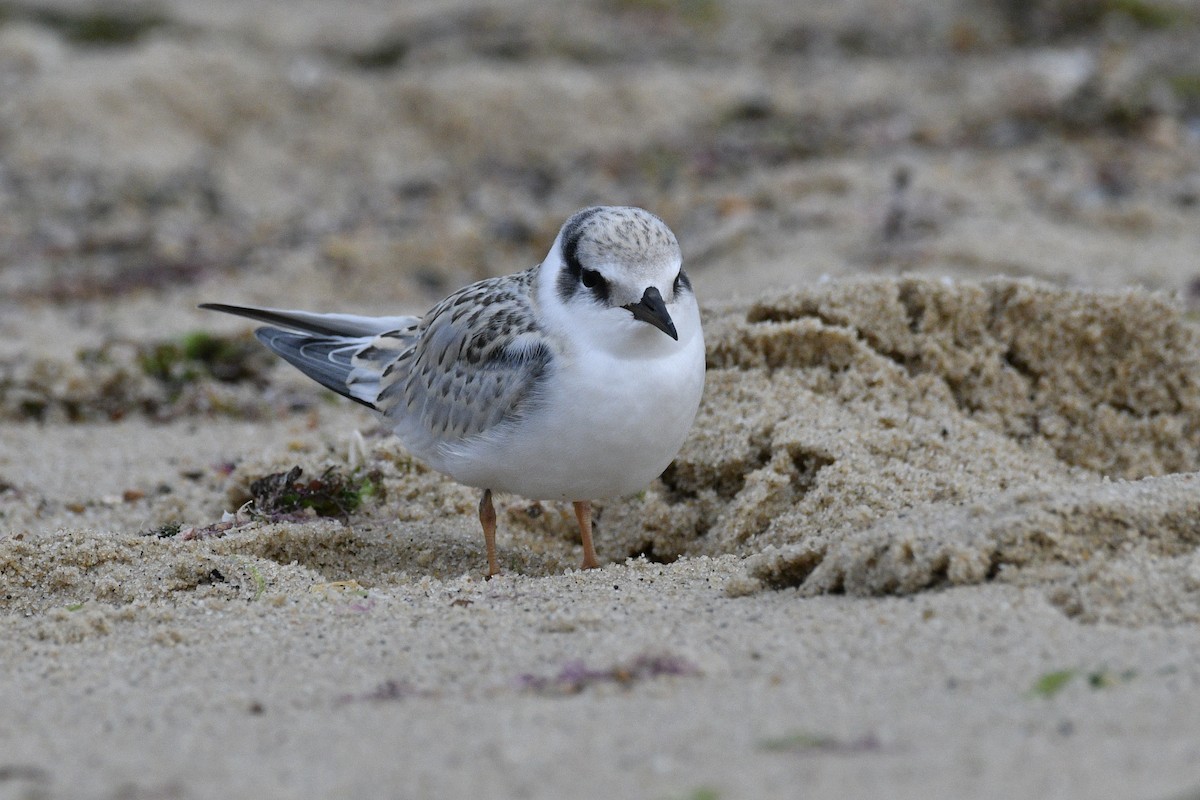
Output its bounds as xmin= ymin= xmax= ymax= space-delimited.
xmin=1029 ymin=669 xmax=1077 ymax=698
xmin=137 ymin=331 xmax=267 ymax=389
xmin=346 ymin=36 xmax=409 ymax=70
xmin=1029 ymin=667 xmax=1137 ymax=698
xmin=4 ymin=3 xmax=172 ymax=46
xmin=248 ymin=466 xmax=383 ymax=520
xmin=1105 ymin=0 xmax=1183 ymax=29
xmin=1087 ymin=668 xmax=1137 ymax=688
xmin=247 ymin=563 xmax=266 ymax=601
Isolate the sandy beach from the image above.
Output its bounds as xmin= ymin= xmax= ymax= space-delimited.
xmin=4 ymin=1 xmax=1200 ymax=798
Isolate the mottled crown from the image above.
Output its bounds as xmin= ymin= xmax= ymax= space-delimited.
xmin=559 ymin=206 xmax=680 ymax=282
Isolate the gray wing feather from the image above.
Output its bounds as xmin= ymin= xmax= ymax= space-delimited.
xmin=201 ymin=271 xmax=553 ymax=451
xmin=252 ymin=328 xmax=377 ymax=407
xmin=375 ymin=270 xmax=554 ymax=448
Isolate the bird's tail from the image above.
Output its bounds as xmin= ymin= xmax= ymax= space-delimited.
xmin=199 ymin=303 xmax=419 ymax=408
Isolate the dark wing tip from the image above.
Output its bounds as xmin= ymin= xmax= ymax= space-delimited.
xmin=196 ymin=303 xmax=347 ymax=336
xmin=198 ymin=302 xmax=246 ymax=314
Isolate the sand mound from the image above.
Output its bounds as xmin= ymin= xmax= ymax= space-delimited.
xmin=735 ymin=473 xmax=1200 ymax=620
xmin=597 ymin=277 xmax=1200 ymax=623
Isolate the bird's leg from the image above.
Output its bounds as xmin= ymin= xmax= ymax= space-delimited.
xmin=479 ymin=488 xmax=500 ymax=578
xmin=573 ymin=500 xmax=600 ymax=570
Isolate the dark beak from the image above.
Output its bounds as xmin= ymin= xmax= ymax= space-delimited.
xmin=623 ymin=286 xmax=677 ymax=340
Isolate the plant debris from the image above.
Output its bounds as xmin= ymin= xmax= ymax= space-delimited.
xmin=136 ymin=331 xmax=272 ymax=396
xmin=336 ymin=680 xmax=431 ymax=705
xmin=1 ymin=332 xmax=274 ymax=424
xmin=247 ymin=466 xmax=381 ymax=520
xmin=1029 ymin=669 xmax=1078 ymax=698
xmin=12 ymin=4 xmax=173 ymax=47
xmin=1028 ymin=667 xmax=1138 ymax=698
xmin=515 ymin=653 xmax=699 ymax=695
xmin=177 ymin=520 xmax=239 ymax=541
xmin=142 ymin=522 xmax=182 ymax=539
xmin=757 ymin=731 xmax=883 ymax=755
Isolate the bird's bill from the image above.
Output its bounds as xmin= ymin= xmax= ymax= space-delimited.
xmin=623 ymin=286 xmax=678 ymax=340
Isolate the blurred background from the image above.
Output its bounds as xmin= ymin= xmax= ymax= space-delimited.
xmin=1 ymin=0 xmax=1199 ymax=344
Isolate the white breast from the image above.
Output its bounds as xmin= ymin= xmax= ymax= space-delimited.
xmin=440 ymin=304 xmax=705 ymax=501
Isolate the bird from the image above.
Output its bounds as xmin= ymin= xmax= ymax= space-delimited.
xmin=201 ymin=206 xmax=706 ymax=576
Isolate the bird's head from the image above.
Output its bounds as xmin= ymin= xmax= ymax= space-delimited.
xmin=541 ymin=206 xmax=697 ymax=350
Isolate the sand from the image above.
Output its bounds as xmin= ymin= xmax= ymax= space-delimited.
xmin=5 ymin=1 xmax=1200 ymax=798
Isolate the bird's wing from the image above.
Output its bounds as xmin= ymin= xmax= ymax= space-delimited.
xmin=374 ymin=269 xmax=555 ymax=445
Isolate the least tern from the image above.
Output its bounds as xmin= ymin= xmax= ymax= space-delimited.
xmin=202 ymin=206 xmax=705 ymax=575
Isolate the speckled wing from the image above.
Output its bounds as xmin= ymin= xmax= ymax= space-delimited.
xmin=373 ymin=269 xmax=554 ymax=452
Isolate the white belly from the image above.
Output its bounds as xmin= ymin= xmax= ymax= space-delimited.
xmin=441 ymin=329 xmax=705 ymax=501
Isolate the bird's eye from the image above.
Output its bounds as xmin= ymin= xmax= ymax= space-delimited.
xmin=581 ymin=269 xmax=605 ymax=289
xmin=673 ymin=270 xmax=690 ymax=295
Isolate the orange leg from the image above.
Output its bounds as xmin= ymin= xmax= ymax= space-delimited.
xmin=573 ymin=500 xmax=600 ymax=570
xmin=479 ymin=489 xmax=500 ymax=578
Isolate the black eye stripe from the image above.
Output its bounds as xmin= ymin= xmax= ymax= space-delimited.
xmin=673 ymin=269 xmax=691 ymax=295
xmin=555 ymin=208 xmax=603 ymax=303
